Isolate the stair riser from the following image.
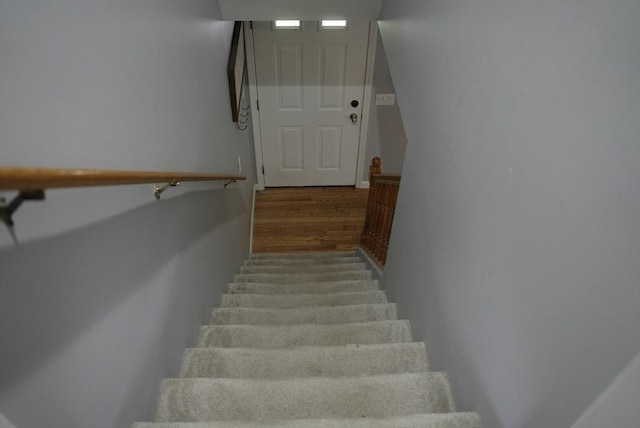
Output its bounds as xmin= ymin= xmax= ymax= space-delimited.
xmin=210 ymin=304 xmax=397 ymax=325
xmin=180 ymin=343 xmax=428 ymax=378
xmin=240 ymin=263 xmax=366 ymax=274
xmin=155 ymin=373 xmax=455 ymax=422
xmin=220 ymin=291 xmax=388 ymax=308
xmin=197 ymin=321 xmax=412 ymax=348
xmin=228 ymin=280 xmax=377 ymax=295
xmin=249 ymin=252 xmax=357 ymax=259
xmin=244 ymin=257 xmax=361 ymax=266
xmin=235 ymin=271 xmax=371 ymax=284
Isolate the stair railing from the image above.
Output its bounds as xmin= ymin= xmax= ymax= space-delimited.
xmin=0 ymin=166 xmax=246 ymax=229
xmin=360 ymin=157 xmax=401 ymax=266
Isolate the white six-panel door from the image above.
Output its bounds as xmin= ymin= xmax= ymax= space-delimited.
xmin=252 ymin=21 xmax=370 ymax=187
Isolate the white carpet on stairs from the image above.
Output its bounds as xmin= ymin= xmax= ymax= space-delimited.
xmin=132 ymin=251 xmax=482 ymax=428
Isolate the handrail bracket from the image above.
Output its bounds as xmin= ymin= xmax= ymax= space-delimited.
xmin=153 ymin=181 xmax=180 ymax=200
xmin=0 ymin=190 xmax=46 ymax=228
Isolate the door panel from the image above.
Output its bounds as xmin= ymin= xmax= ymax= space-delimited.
xmin=280 ymin=127 xmax=304 ymax=170
xmin=253 ymin=21 xmax=370 ymax=187
xmin=276 ymin=45 xmax=303 ymax=109
xmin=319 ymin=44 xmax=347 ymax=109
xmin=318 ymin=126 xmax=343 ymax=169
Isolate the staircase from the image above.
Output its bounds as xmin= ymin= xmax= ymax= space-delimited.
xmin=133 ymin=252 xmax=482 ymax=428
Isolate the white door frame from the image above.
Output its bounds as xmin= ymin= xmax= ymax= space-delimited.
xmin=245 ymin=21 xmax=378 ymax=190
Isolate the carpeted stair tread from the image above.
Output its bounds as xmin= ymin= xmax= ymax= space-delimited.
xmin=240 ymin=263 xmax=366 ymax=274
xmin=155 ymin=372 xmax=455 ymax=422
xmin=210 ymin=304 xmax=397 ymax=325
xmin=228 ymin=279 xmax=378 ymax=295
xmin=244 ymin=257 xmax=361 ymax=266
xmin=220 ymin=291 xmax=388 ymax=308
xmin=134 ymin=413 xmax=482 ymax=428
xmin=234 ymin=270 xmax=371 ymax=284
xmin=197 ymin=320 xmax=412 ymax=348
xmin=179 ymin=343 xmax=428 ymax=378
xmin=133 ymin=251 xmax=482 ymax=427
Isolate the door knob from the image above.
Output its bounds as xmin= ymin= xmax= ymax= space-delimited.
xmin=349 ymin=113 xmax=358 ymax=124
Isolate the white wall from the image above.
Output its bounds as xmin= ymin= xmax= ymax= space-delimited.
xmin=378 ymin=1 xmax=640 ymax=427
xmin=0 ymin=0 xmax=255 ymax=426
xmin=363 ymin=31 xmax=407 ymax=179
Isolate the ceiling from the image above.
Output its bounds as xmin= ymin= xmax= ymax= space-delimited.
xmin=218 ymin=0 xmax=382 ymax=21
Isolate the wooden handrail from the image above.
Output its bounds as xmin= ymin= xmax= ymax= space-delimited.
xmin=360 ymin=157 xmax=401 ymax=266
xmin=371 ymin=174 xmax=401 ymax=184
xmin=0 ymin=167 xmax=245 ymax=191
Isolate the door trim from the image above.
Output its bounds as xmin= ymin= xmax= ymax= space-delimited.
xmin=355 ymin=22 xmax=378 ymax=189
xmin=244 ymin=22 xmax=266 ymax=190
xmin=245 ymin=21 xmax=377 ymax=190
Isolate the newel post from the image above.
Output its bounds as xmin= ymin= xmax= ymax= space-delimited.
xmin=369 ymin=157 xmax=382 ymax=187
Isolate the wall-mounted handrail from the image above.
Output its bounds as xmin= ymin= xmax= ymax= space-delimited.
xmin=360 ymin=157 xmax=401 ymax=267
xmin=0 ymin=167 xmax=245 ymax=191
xmin=0 ymin=167 xmax=246 ymax=232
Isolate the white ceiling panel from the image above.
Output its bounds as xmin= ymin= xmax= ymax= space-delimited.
xmin=218 ymin=0 xmax=382 ymax=21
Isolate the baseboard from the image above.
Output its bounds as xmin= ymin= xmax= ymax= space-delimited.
xmin=357 ymin=246 xmax=384 ymax=279
xmin=358 ymin=180 xmax=370 ymax=189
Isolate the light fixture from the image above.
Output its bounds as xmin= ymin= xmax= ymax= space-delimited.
xmin=275 ymin=20 xmax=301 ymax=29
xmin=321 ymin=20 xmax=347 ymax=29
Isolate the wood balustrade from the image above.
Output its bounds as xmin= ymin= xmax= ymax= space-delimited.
xmin=360 ymin=157 xmax=401 ymax=266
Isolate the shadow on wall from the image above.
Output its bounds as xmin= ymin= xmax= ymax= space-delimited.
xmin=364 ymin=30 xmax=408 ymax=178
xmin=0 ymin=413 xmax=16 ymax=428
xmin=0 ymin=187 xmax=249 ymax=426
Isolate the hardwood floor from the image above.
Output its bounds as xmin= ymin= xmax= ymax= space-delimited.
xmin=252 ymin=187 xmax=369 ymax=253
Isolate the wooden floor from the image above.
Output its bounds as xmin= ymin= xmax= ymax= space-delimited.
xmin=252 ymin=187 xmax=369 ymax=253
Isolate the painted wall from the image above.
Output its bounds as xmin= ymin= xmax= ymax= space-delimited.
xmin=0 ymin=1 xmax=255 ymax=427
xmin=363 ymin=31 xmax=407 ymax=180
xmin=378 ymin=1 xmax=640 ymax=427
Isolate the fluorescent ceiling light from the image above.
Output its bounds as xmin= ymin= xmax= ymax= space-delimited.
xmin=322 ymin=20 xmax=347 ymax=28
xmin=275 ymin=20 xmax=300 ymax=29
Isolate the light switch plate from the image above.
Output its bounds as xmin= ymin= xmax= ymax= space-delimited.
xmin=376 ymin=94 xmax=395 ymax=106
